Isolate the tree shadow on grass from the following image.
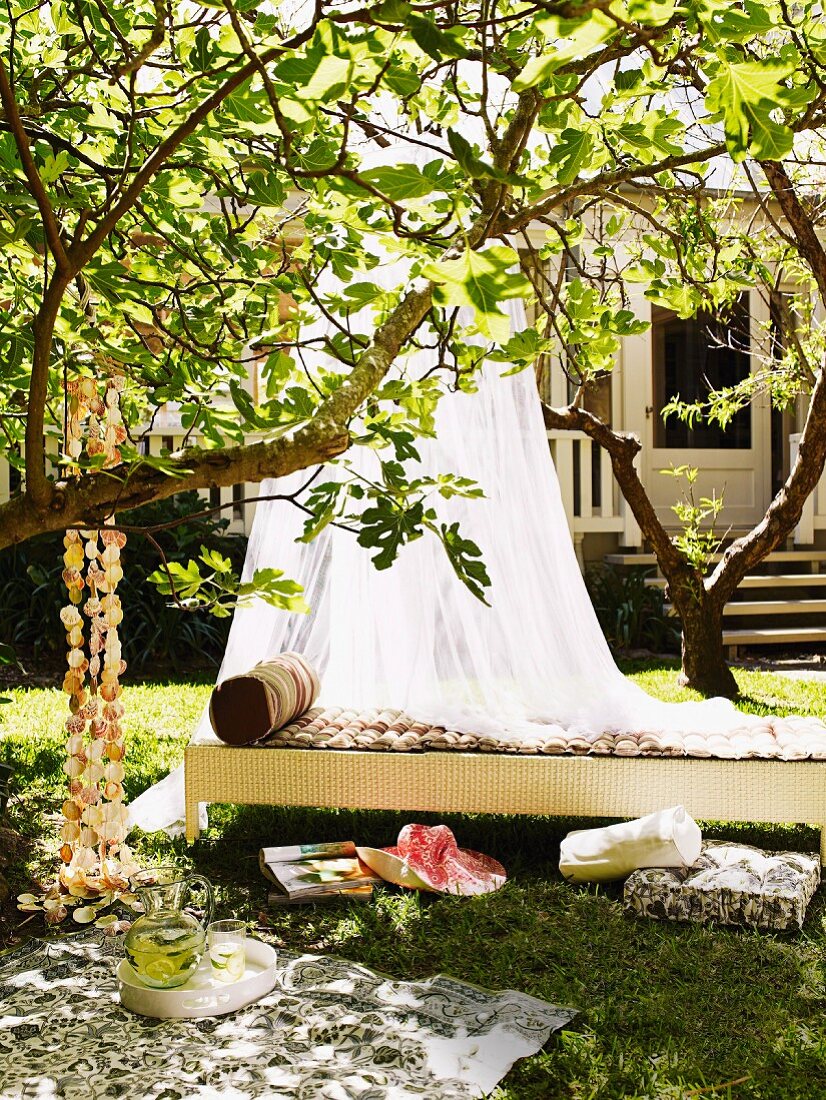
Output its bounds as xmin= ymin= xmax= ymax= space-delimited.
xmin=172 ymin=804 xmax=826 ymax=1099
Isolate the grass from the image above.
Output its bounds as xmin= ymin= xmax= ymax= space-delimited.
xmin=1 ymin=659 xmax=825 ymax=1099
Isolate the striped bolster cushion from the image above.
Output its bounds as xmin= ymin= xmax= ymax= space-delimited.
xmin=208 ymin=652 xmax=321 ymax=746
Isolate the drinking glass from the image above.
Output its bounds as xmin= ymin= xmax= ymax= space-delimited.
xmin=208 ymin=919 xmax=246 ymax=983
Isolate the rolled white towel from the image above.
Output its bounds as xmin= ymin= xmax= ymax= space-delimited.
xmin=559 ymin=805 xmax=702 ymax=883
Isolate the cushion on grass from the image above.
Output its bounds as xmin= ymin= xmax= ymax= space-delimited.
xmin=209 ymin=653 xmax=320 ymax=745
xmin=559 ymin=806 xmax=702 ymax=883
xmin=624 ymin=840 xmax=820 ymax=930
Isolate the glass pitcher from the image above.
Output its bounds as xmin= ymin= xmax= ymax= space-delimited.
xmin=124 ymin=866 xmax=214 ymax=989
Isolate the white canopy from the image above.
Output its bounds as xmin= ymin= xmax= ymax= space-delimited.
xmin=130 ymin=289 xmax=790 ymax=834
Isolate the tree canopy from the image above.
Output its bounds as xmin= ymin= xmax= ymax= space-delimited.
xmin=3 ymin=0 xmax=826 ymax=613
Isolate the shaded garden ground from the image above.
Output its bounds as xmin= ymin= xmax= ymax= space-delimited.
xmin=1 ymin=661 xmax=825 ymax=1099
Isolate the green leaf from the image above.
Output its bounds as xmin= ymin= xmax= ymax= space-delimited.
xmin=623 ymin=0 xmax=676 ymax=26
xmin=385 ymin=63 xmax=421 ymax=97
xmin=359 ymin=164 xmax=436 ymax=200
xmin=240 ymin=568 xmax=309 ymax=613
xmin=372 ymin=0 xmax=411 ymax=20
xmin=408 ymin=14 xmax=469 ymax=61
xmin=705 ymin=60 xmax=799 ymax=160
xmin=513 ymin=11 xmax=616 ymax=91
xmin=701 ymin=0 xmax=775 ymax=45
xmin=357 ymin=499 xmax=425 ymax=570
xmin=447 ymin=130 xmax=524 ymax=185
xmin=245 ymin=172 xmax=285 ymax=207
xmin=121 ymin=300 xmax=155 ymax=326
xmin=437 ymin=521 xmax=490 ymax=604
xmin=548 ymin=128 xmax=592 ymax=186
xmin=277 ymin=44 xmax=353 ymax=105
xmin=488 ymin=327 xmax=550 ymax=372
xmin=190 ymin=26 xmax=213 ymax=70
xmin=299 ymin=481 xmax=343 ymax=543
xmin=199 ymin=547 xmax=232 ymax=574
xmin=647 ymin=282 xmax=704 ymax=318
xmin=422 ymin=246 xmax=531 ymax=342
xmin=40 ymin=151 xmax=70 ymax=184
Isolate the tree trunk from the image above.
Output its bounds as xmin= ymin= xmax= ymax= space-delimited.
xmin=671 ymin=587 xmax=737 ymax=698
xmin=541 ymin=402 xmax=743 ymax=696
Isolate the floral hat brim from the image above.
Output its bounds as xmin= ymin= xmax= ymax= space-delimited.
xmin=357 ymin=824 xmax=506 ymax=896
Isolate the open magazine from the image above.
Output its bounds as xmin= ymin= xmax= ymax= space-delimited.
xmin=259 ymin=841 xmax=381 ymax=904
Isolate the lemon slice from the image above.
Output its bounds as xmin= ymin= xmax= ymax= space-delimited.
xmin=209 ymin=946 xmax=233 ymax=969
xmin=225 ymin=950 xmax=245 ymax=981
xmin=144 ymin=956 xmax=177 ymax=984
xmin=211 ymin=945 xmax=244 ymax=980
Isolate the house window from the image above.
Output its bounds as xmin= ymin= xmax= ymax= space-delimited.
xmin=652 ymin=295 xmax=751 ymax=449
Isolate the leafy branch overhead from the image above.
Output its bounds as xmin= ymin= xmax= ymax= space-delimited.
xmin=148 ymin=549 xmax=309 ymax=618
xmin=2 ymin=0 xmax=826 ymax=617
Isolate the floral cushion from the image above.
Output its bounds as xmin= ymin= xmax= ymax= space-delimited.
xmin=624 ymin=841 xmax=820 ymax=930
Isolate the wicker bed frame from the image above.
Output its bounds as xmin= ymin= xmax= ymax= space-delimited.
xmin=184 ymin=735 xmax=826 ymax=863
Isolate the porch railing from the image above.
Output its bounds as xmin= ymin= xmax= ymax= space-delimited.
xmin=791 ymin=432 xmax=826 ymax=545
xmin=546 ymin=430 xmax=638 ymax=554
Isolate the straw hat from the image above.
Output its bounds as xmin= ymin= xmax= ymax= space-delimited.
xmin=357 ymin=824 xmax=506 ymax=896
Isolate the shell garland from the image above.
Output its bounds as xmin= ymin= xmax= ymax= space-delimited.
xmin=35 ymin=373 xmax=139 ymax=920
xmin=59 ymin=525 xmax=136 ymax=897
xmin=65 ymin=375 xmax=126 ymax=472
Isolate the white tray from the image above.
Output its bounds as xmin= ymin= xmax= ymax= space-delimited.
xmin=118 ymin=937 xmax=278 ymax=1019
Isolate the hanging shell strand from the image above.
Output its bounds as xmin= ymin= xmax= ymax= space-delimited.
xmin=58 ymin=374 xmax=136 ymax=902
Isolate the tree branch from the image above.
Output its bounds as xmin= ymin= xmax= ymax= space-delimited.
xmin=26 ymin=276 xmax=72 ymax=509
xmin=760 ymin=160 xmax=826 ymax=299
xmin=0 ymin=426 xmax=349 ymax=550
xmin=69 ymin=20 xmax=320 ymax=269
xmin=707 ymin=163 xmax=826 ymax=601
xmin=0 ymin=57 xmax=69 ymax=273
xmin=116 ymin=0 xmax=167 ymax=77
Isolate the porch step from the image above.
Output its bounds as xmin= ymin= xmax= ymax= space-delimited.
xmin=723 ymin=626 xmax=826 ymax=647
xmin=605 ymin=549 xmax=826 ymax=652
xmin=647 ymin=574 xmax=826 ymax=589
xmin=665 ymin=600 xmax=826 ymax=616
xmin=605 ymin=549 xmax=826 ymax=568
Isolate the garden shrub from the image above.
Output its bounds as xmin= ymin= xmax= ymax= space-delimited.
xmin=586 ymin=565 xmax=680 ymax=655
xmin=0 ymin=493 xmax=246 ymax=674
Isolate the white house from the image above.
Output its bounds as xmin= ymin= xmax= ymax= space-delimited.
xmin=531 ymin=189 xmax=826 ymax=654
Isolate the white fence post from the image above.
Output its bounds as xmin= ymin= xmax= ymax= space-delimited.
xmin=599 ymin=446 xmax=614 ymax=519
xmin=620 ymin=443 xmax=643 ymax=547
xmin=790 ymin=432 xmax=815 ymax=545
xmin=549 ymin=433 xmax=576 ymax=534
xmin=579 ymin=438 xmax=593 ymax=520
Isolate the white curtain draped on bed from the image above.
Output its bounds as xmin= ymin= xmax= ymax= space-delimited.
xmin=129 ymin=251 xmax=787 ymax=834
xmin=198 ymin=296 xmax=752 ymax=737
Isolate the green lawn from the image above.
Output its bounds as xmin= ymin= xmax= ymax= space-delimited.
xmin=1 ymin=660 xmax=825 ymax=1099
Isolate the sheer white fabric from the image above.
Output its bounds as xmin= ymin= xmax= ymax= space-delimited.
xmin=199 ymin=300 xmax=750 ymax=738
xmin=129 ymin=288 xmax=773 ymax=835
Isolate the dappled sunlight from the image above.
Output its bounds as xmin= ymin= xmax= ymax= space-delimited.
xmin=0 ymin=937 xmax=573 ymax=1099
xmin=4 ymin=675 xmax=826 ymax=1097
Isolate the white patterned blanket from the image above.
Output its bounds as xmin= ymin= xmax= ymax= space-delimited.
xmin=0 ymin=934 xmax=575 ymax=1099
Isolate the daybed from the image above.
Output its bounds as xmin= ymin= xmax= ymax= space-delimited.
xmin=184 ymin=706 xmax=826 ymax=862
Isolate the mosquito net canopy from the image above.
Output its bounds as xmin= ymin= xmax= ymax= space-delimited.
xmin=130 ymin=253 xmax=826 ymax=835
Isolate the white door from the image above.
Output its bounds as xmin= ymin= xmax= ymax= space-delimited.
xmin=621 ymin=289 xmax=771 ymax=534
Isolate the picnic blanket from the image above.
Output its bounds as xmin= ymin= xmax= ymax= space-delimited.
xmin=0 ymin=933 xmax=575 ymax=1099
